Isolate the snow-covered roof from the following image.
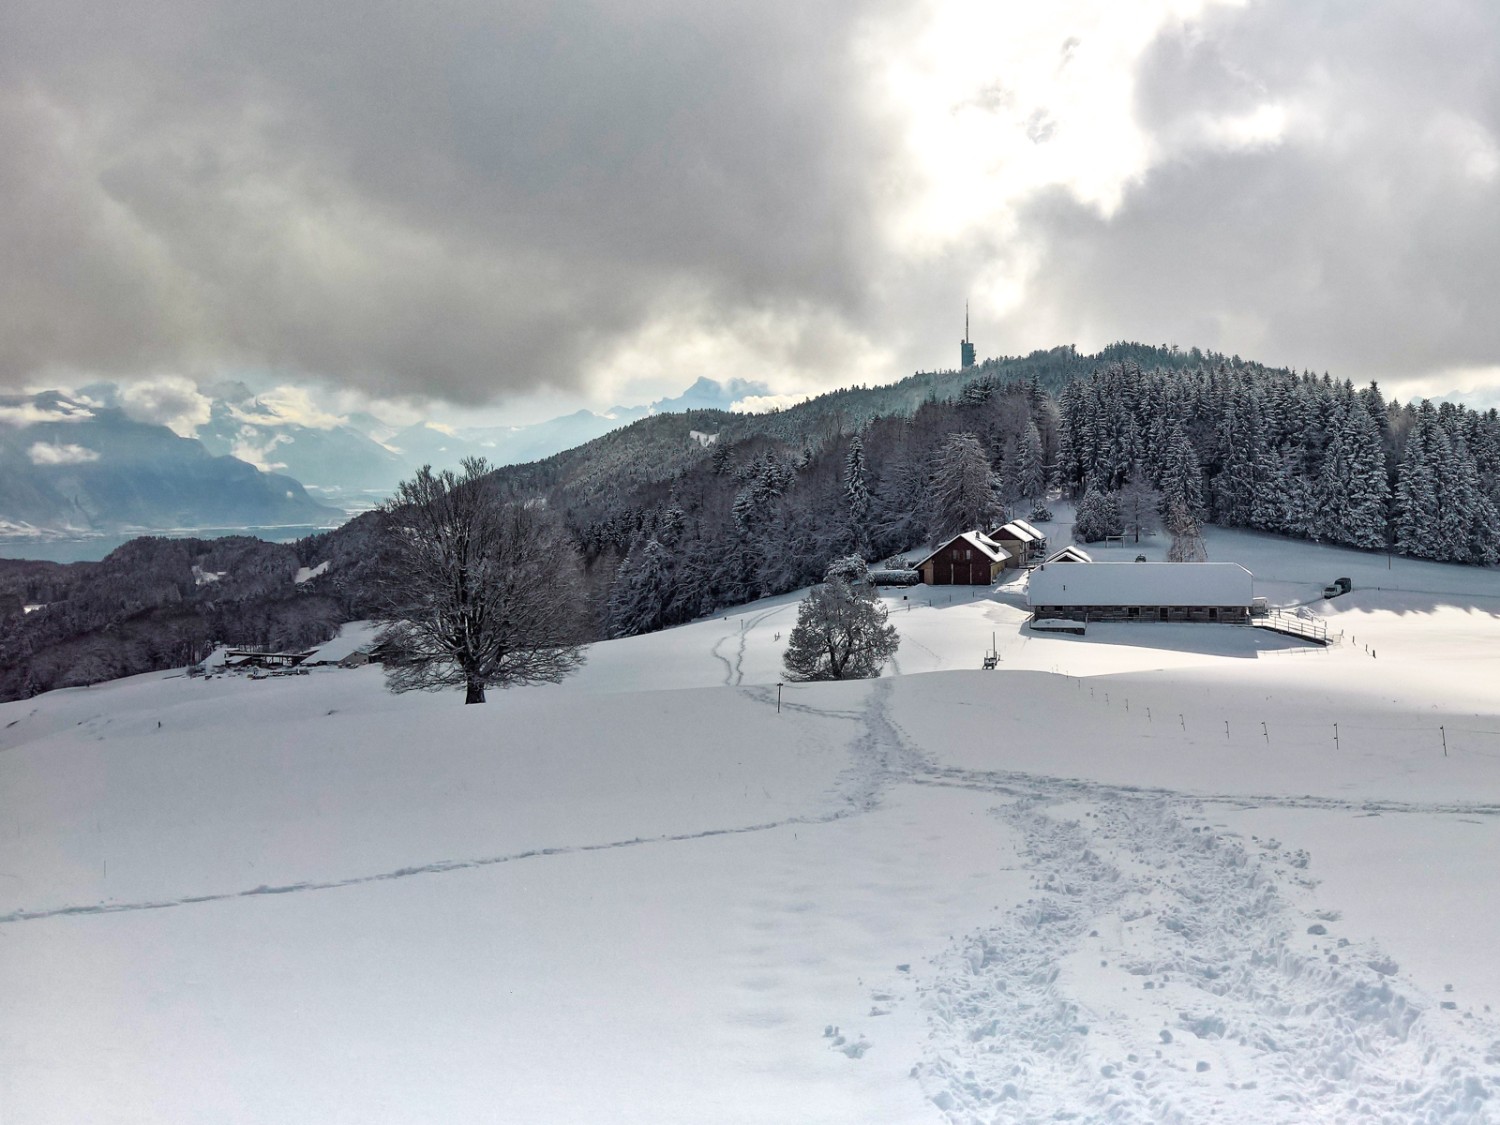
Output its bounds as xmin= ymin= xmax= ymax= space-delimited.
xmin=1045 ymin=545 xmax=1093 ymax=564
xmin=304 ymin=621 xmax=383 ymax=664
xmin=1027 ymin=562 xmax=1254 ymax=608
xmin=992 ymin=521 xmax=1040 ymax=544
xmin=1009 ymin=518 xmax=1046 ymax=541
xmin=914 ymin=531 xmax=1012 ymax=567
xmin=294 ymin=560 xmax=330 ymax=585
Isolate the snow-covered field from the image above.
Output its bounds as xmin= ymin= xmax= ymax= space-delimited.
xmin=5 ymin=518 xmax=1500 ymax=1123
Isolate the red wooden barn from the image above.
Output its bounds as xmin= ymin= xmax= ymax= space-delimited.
xmin=915 ymin=532 xmax=1012 ymax=585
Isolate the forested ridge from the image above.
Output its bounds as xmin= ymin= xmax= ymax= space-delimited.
xmin=3 ymin=341 xmax=1496 ymax=700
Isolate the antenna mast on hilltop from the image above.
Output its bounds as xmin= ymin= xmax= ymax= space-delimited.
xmin=960 ymin=301 xmax=976 ymax=370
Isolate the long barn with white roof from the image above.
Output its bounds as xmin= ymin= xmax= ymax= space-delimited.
xmin=1027 ymin=561 xmax=1255 ymax=624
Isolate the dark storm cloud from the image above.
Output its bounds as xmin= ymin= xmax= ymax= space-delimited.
xmin=1002 ymin=0 xmax=1500 ymax=387
xmin=0 ymin=0 xmax=893 ymax=402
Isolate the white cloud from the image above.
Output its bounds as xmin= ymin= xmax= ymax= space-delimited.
xmin=118 ymin=376 xmax=212 ymax=437
xmin=0 ymin=402 xmax=93 ymax=427
xmin=730 ymin=393 xmax=811 ymax=414
xmin=28 ymin=442 xmax=100 ymax=465
xmin=230 ymin=428 xmax=291 ymax=472
xmin=236 ymin=385 xmax=348 ymax=430
xmin=864 ymin=0 xmax=1235 ymax=252
xmin=1193 ymin=103 xmax=1289 ymax=151
xmin=1388 ymin=366 xmax=1500 ymax=409
xmin=588 ymin=293 xmax=896 ymax=410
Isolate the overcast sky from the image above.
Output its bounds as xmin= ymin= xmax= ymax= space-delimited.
xmin=5 ymin=0 xmax=1499 ymax=424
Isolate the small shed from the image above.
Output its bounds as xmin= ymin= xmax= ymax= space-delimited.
xmin=1027 ymin=562 xmax=1254 ymax=623
xmin=1044 ymin=545 xmax=1093 ymax=564
xmin=915 ymin=532 xmax=1012 ymax=586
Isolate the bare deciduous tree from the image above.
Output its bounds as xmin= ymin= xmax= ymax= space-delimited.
xmin=1165 ymin=498 xmax=1208 ymax=562
xmin=1117 ymin=473 xmax=1163 ymax=544
xmin=376 ymin=458 xmax=586 ymax=704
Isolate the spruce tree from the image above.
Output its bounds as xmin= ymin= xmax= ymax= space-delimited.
xmin=926 ymin=432 xmax=1004 ymax=541
xmin=1395 ymin=402 xmax=1443 ymax=559
xmin=1017 ymin=420 xmax=1046 ymax=508
xmin=1073 ymin=489 xmax=1123 ymax=543
xmin=1313 ymin=409 xmax=1351 ymax=544
xmin=1340 ymin=407 xmax=1391 ymax=550
xmin=843 ymin=435 xmax=871 ymax=553
xmin=607 ymin=538 xmax=672 ymax=638
xmin=1157 ymin=422 xmax=1205 ymax=523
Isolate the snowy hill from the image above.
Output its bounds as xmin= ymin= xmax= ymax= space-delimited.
xmin=4 ymin=521 xmax=1500 ymax=1122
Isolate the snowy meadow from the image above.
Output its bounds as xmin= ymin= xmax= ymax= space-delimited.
xmin=4 ymin=516 xmax=1500 ymax=1123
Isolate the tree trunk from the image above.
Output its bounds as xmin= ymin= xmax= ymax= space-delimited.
xmin=465 ymin=679 xmax=487 ymax=704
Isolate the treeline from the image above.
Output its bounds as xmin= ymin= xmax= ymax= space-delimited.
xmin=570 ymin=378 xmax=1062 ymax=639
xmin=559 ymin=358 xmax=1500 ymax=640
xmin=0 ymin=536 xmax=348 ymax=699
xmin=1055 ymin=363 xmax=1500 ymax=564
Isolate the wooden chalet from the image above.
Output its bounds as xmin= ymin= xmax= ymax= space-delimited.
xmin=988 ymin=519 xmax=1046 ymax=568
xmin=915 ymin=532 xmax=1011 ymax=586
xmin=1027 ymin=562 xmax=1254 ymax=624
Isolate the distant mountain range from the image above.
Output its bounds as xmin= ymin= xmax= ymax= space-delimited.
xmin=0 ymin=376 xmax=773 ymax=540
xmin=0 ymin=392 xmax=340 ymax=539
xmin=0 ymin=347 xmax=1212 ymax=542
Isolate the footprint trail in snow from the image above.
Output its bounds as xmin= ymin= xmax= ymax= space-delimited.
xmin=912 ymin=788 xmax=1500 ymax=1123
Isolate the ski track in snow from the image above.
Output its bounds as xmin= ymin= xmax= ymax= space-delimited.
xmin=0 ymin=816 xmax=842 ymax=925
xmin=710 ymin=604 xmax=789 ymax=687
xmin=13 ymin=671 xmax=1500 ymax=1122
xmin=710 ymin=636 xmax=735 ymax=686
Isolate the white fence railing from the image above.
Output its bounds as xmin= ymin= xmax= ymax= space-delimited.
xmin=1253 ymin=609 xmax=1341 ymax=646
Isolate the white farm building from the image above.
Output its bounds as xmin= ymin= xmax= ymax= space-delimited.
xmin=1027 ymin=561 xmax=1255 ymax=624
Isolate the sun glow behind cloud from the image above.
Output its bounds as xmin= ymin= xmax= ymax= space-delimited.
xmin=865 ymin=2 xmax=1238 ymax=243
xmin=4 ymin=0 xmax=1500 ymax=414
